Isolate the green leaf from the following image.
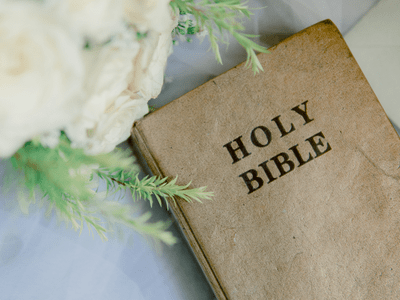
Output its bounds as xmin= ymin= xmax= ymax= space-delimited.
xmin=171 ymin=0 xmax=268 ymax=73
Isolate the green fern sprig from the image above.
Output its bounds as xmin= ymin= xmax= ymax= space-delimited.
xmin=173 ymin=13 xmax=200 ymax=42
xmin=170 ymin=0 xmax=269 ymax=73
xmin=94 ymin=201 xmax=177 ymax=244
xmin=7 ymin=133 xmax=212 ymax=244
xmin=96 ymin=169 xmax=213 ymax=209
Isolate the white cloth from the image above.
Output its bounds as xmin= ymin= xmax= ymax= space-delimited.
xmin=345 ymin=0 xmax=400 ymax=127
xmin=0 ymin=1 xmax=382 ymax=299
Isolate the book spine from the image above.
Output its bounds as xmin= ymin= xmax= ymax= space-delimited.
xmin=131 ymin=124 xmax=228 ymax=300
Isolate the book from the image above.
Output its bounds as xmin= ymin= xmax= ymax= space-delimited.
xmin=131 ymin=20 xmax=400 ymax=299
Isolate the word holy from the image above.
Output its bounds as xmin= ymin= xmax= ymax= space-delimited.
xmin=222 ymin=101 xmax=332 ymax=194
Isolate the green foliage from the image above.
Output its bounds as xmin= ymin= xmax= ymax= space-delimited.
xmin=96 ymin=170 xmax=213 ymax=209
xmin=172 ymin=12 xmax=200 ymax=38
xmin=170 ymin=0 xmax=269 ymax=73
xmin=8 ymin=134 xmax=212 ymax=244
xmin=147 ymin=105 xmax=157 ymax=113
xmin=136 ymin=31 xmax=148 ymax=40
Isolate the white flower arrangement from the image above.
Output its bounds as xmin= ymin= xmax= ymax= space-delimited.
xmin=1 ymin=0 xmax=177 ymax=155
xmin=0 ymin=0 xmax=267 ymax=243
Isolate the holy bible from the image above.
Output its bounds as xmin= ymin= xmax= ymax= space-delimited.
xmin=131 ymin=20 xmax=400 ymax=299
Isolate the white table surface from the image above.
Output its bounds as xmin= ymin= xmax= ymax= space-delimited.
xmin=0 ymin=1 xmax=383 ymax=299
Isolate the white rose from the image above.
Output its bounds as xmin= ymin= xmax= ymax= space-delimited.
xmin=127 ymin=29 xmax=174 ymax=100
xmin=66 ymin=30 xmax=148 ymax=154
xmin=66 ymin=5 xmax=178 ymax=155
xmin=124 ymin=0 xmax=174 ymax=33
xmin=57 ymin=0 xmax=125 ymax=44
xmin=40 ymin=130 xmax=62 ymax=148
xmin=83 ymin=93 xmax=148 ymax=154
xmin=0 ymin=1 xmax=84 ymax=157
xmin=127 ymin=8 xmax=178 ymax=99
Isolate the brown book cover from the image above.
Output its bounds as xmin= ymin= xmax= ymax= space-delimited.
xmin=131 ymin=20 xmax=400 ymax=299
